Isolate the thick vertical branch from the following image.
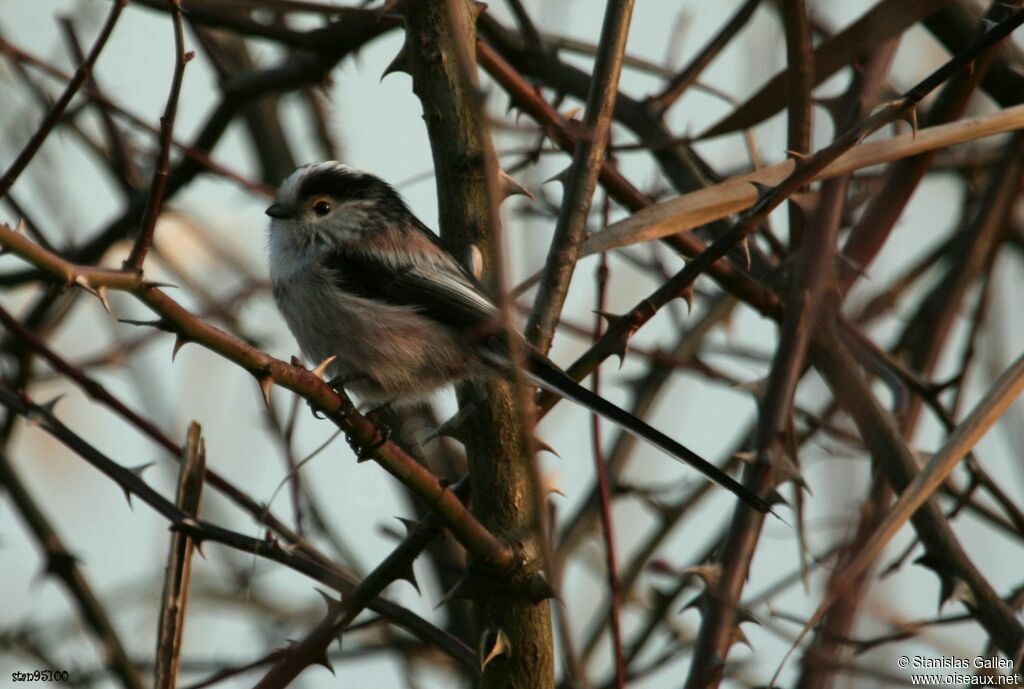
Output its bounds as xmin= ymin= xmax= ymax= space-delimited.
xmin=398 ymin=2 xmax=554 ymax=687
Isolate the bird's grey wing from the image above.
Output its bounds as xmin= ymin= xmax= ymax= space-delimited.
xmin=322 ymin=248 xmax=500 ymax=334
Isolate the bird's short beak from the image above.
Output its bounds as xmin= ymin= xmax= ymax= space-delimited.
xmin=265 ymin=203 xmax=293 ymax=219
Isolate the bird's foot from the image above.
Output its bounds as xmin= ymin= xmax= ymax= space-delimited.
xmin=309 ymin=372 xmax=370 ymax=420
xmin=354 ymin=412 xmax=392 ymax=461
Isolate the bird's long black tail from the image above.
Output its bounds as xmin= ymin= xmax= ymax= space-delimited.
xmin=526 ymin=352 xmax=770 ymax=513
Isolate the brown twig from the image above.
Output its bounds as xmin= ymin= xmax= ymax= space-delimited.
xmin=124 ymin=0 xmax=192 ymax=272
xmin=154 ymin=422 xmax=205 ymax=689
xmin=0 ymin=0 xmax=126 ymax=200
xmin=589 ymin=208 xmax=625 ymax=689
xmin=0 ymin=387 xmax=477 ymax=671
xmin=253 ymin=479 xmax=474 ymax=689
xmin=645 ymin=0 xmax=762 ymax=115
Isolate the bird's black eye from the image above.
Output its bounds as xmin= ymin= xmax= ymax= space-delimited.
xmin=312 ymin=199 xmax=332 ymax=216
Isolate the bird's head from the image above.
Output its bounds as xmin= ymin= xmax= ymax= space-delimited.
xmin=266 ymin=162 xmax=410 ymax=247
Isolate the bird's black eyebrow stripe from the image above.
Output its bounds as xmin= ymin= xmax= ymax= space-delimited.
xmin=298 ymin=168 xmax=387 ymax=201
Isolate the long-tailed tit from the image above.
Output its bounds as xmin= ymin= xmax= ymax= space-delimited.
xmin=266 ymin=162 xmax=768 ymax=513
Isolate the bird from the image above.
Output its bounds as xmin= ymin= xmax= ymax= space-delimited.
xmin=265 ymin=161 xmax=769 ymax=513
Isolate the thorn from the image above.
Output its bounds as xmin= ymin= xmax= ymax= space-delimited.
xmin=14 ymin=218 xmax=27 ymax=234
xmin=681 ymin=563 xmax=723 ymax=588
xmin=788 ymin=190 xmax=818 ymax=220
xmin=738 ymin=237 xmax=751 ymax=271
xmin=526 ymin=572 xmax=557 ymax=604
xmin=95 ymin=286 xmax=111 ymax=313
xmin=172 ymin=334 xmax=190 ymax=362
xmin=38 ymin=394 xmax=64 ymax=416
xmin=533 ymin=436 xmax=561 ymax=459
xmin=128 ymin=462 xmax=155 ymax=478
xmin=435 ymin=574 xmax=477 ymax=609
xmin=773 ymin=450 xmax=807 ymax=491
xmin=680 ymin=285 xmax=694 ymax=312
xmin=313 ymin=646 xmax=335 ymax=673
xmin=593 ymin=309 xmax=635 ymax=366
xmin=542 ymin=479 xmax=565 ymax=498
xmin=732 ymin=625 xmax=752 ymax=649
xmin=256 ymin=374 xmax=273 ymax=410
xmin=480 ymin=628 xmax=511 ymax=671
xmin=396 ymin=561 xmax=420 ymax=594
xmin=981 ymin=18 xmax=999 ymax=33
xmin=118 ymin=318 xmax=171 ymax=331
xmin=914 ymin=552 xmax=958 ymax=607
xmin=42 ymin=549 xmax=79 ymax=579
xmin=498 ymin=169 xmax=535 ymax=201
xmin=311 ymin=355 xmax=337 ymax=380
xmin=747 ymin=180 xmax=774 ymax=209
xmin=737 ymin=607 xmax=761 ymax=626
xmin=464 ymin=243 xmax=485 ymax=280
xmin=609 ymin=330 xmax=633 ymax=367
xmin=900 ymin=106 xmax=919 ymax=138
xmin=543 ymin=166 xmax=572 ymax=186
xmin=783 ymin=149 xmax=807 ymax=161
xmin=73 ymin=275 xmax=107 ymax=308
xmin=314 ymin=588 xmax=343 ymax=612
xmin=764 ymin=489 xmax=789 ymax=510
xmin=143 ymin=280 xmax=179 ymax=290
xmin=395 ymin=516 xmax=418 ymax=536
xmin=813 ymin=95 xmax=847 ymax=125
xmin=381 ymin=40 xmax=412 ymax=80
xmin=733 ymin=450 xmax=756 ymax=465
xmin=950 ymin=579 xmax=976 ymax=609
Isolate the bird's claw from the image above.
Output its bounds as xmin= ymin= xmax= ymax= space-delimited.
xmin=308 ymin=372 xmax=368 ymax=420
xmin=354 ymin=417 xmax=391 ymax=461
